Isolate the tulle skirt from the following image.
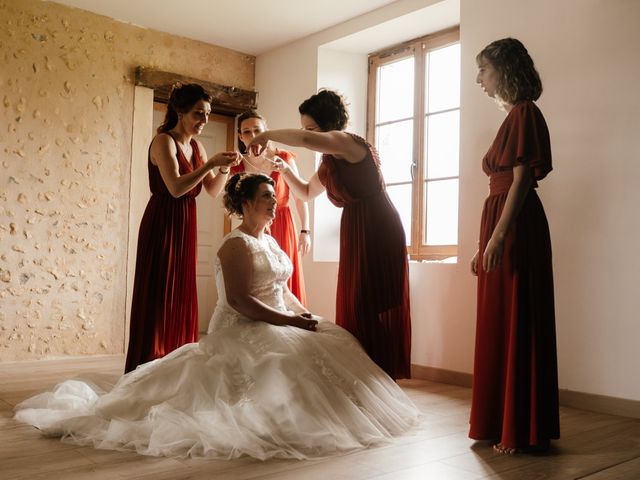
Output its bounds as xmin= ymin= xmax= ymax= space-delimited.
xmin=15 ymin=318 xmax=419 ymax=460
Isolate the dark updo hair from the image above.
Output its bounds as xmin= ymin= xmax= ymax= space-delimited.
xmin=298 ymin=89 xmax=349 ymax=132
xmin=223 ymin=173 xmax=275 ymax=217
xmin=157 ymin=83 xmax=212 ymax=133
xmin=477 ymin=38 xmax=542 ymax=104
xmin=236 ymin=110 xmax=267 ymax=154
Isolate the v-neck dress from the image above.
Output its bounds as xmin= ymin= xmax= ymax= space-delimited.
xmin=469 ymin=101 xmax=559 ymax=449
xmin=125 ymin=134 xmax=204 ymax=373
xmin=317 ymin=134 xmax=411 ymax=380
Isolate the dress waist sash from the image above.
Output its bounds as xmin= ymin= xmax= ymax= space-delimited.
xmin=489 ymin=171 xmax=514 ymax=196
xmin=488 ymin=170 xmax=539 ymax=196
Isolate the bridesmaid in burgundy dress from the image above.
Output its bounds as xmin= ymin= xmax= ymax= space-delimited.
xmin=469 ymin=39 xmax=559 ymax=454
xmin=125 ymin=84 xmax=240 ymax=373
xmin=248 ymin=90 xmax=411 ymax=380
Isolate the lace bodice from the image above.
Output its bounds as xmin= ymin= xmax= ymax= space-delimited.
xmin=208 ymin=229 xmax=293 ymax=332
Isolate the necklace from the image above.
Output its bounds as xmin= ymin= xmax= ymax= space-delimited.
xmin=242 ymin=154 xmax=270 ymax=174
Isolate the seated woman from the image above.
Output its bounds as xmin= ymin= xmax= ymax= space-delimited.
xmin=14 ymin=173 xmax=419 ymax=460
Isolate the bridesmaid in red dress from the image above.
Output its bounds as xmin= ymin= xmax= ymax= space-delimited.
xmin=125 ymin=84 xmax=240 ymax=373
xmin=231 ymin=111 xmax=310 ymax=305
xmin=248 ymin=90 xmax=411 ymax=380
xmin=469 ymin=39 xmax=559 ymax=454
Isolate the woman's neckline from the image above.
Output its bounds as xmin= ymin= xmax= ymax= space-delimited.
xmin=241 ymin=155 xmax=274 ymax=175
xmin=236 ymin=226 xmax=267 ymax=241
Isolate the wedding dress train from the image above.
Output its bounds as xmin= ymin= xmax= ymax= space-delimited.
xmin=15 ymin=230 xmax=419 ymax=459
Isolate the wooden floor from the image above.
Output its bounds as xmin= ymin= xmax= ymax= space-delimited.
xmin=1 ymin=356 xmax=639 ymax=480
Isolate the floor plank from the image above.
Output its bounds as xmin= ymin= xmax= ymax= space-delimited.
xmin=1 ymin=357 xmax=639 ymax=479
xmin=581 ymin=456 xmax=640 ymax=479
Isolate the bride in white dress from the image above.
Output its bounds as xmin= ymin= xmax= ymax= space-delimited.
xmin=14 ymin=173 xmax=419 ymax=460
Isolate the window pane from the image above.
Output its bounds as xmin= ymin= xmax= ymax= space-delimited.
xmin=425 ymin=110 xmax=459 ymax=179
xmin=386 ymin=184 xmax=412 ymax=245
xmin=426 ymin=43 xmax=460 ymax=113
xmin=424 ymin=179 xmax=458 ymax=245
xmin=377 ymin=57 xmax=414 ymax=123
xmin=376 ymin=120 xmax=413 ymax=184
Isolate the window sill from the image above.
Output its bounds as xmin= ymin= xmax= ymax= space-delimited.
xmin=409 ymin=256 xmax=458 ymax=264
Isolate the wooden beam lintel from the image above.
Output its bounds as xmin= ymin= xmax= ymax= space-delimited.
xmin=135 ymin=66 xmax=257 ymax=116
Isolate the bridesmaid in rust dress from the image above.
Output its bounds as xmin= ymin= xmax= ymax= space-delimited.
xmin=469 ymin=38 xmax=559 ymax=454
xmin=248 ymin=90 xmax=411 ymax=380
xmin=231 ymin=110 xmax=310 ymax=305
xmin=125 ymin=83 xmax=239 ymax=373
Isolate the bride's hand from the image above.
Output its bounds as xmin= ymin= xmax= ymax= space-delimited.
xmin=289 ymin=312 xmax=319 ymax=331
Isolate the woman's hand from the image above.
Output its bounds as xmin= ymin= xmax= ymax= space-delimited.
xmin=208 ymin=151 xmax=240 ymax=169
xmin=470 ymin=250 xmax=479 ymax=276
xmin=248 ymin=132 xmax=270 ymax=155
xmin=298 ymin=231 xmax=311 ymax=255
xmin=271 ymin=156 xmax=290 ymax=174
xmin=288 ymin=312 xmax=319 ymax=331
xmin=482 ymin=236 xmax=504 ymax=273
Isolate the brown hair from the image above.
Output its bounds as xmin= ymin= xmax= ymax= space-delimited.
xmin=236 ymin=110 xmax=267 ymax=154
xmin=223 ymin=173 xmax=275 ymax=217
xmin=298 ymin=89 xmax=349 ymax=131
xmin=477 ymin=38 xmax=542 ymax=104
xmin=157 ymin=83 xmax=212 ymax=133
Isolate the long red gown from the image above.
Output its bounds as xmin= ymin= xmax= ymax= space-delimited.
xmin=231 ymin=150 xmax=307 ymax=305
xmin=317 ymin=133 xmax=411 ymax=380
xmin=469 ymin=101 xmax=560 ymax=449
xmin=124 ymin=135 xmax=202 ymax=373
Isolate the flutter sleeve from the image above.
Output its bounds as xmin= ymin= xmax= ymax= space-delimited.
xmin=496 ymin=100 xmax=552 ymax=180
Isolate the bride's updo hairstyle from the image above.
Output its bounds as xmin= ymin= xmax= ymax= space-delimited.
xmin=224 ymin=173 xmax=275 ymax=217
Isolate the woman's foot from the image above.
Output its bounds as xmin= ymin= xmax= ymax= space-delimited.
xmin=493 ymin=440 xmax=550 ymax=455
xmin=493 ymin=442 xmax=517 ymax=455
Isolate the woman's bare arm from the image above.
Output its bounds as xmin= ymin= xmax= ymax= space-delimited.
xmin=218 ymin=237 xmax=316 ymax=330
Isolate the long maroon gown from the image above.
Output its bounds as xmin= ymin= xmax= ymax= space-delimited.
xmin=469 ymin=101 xmax=560 ymax=449
xmin=124 ymin=135 xmax=203 ymax=373
xmin=317 ymin=133 xmax=411 ymax=380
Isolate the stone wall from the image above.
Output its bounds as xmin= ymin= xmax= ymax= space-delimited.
xmin=0 ymin=0 xmax=254 ymax=360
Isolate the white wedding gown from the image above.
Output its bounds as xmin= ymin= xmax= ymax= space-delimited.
xmin=14 ymin=230 xmax=419 ymax=459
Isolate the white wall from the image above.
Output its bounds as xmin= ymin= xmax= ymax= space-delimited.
xmin=257 ymin=0 xmax=640 ymax=401
xmin=461 ymin=0 xmax=640 ymax=401
xmin=313 ymin=48 xmax=368 ymax=263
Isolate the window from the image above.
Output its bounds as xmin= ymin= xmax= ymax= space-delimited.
xmin=368 ymin=28 xmax=460 ymax=261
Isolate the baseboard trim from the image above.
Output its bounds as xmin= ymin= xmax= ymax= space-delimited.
xmin=411 ymin=364 xmax=473 ymax=388
xmin=0 ymin=354 xmax=125 ymax=371
xmin=411 ymin=364 xmax=640 ymax=419
xmin=559 ymin=389 xmax=640 ymax=419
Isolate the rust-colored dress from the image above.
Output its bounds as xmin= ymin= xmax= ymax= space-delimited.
xmin=231 ymin=150 xmax=307 ymax=305
xmin=124 ymin=135 xmax=203 ymax=373
xmin=469 ymin=101 xmax=560 ymax=449
xmin=318 ymin=134 xmax=411 ymax=380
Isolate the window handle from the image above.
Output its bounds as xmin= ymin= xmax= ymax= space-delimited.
xmin=410 ymin=161 xmax=417 ymax=181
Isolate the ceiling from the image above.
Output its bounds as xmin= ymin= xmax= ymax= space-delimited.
xmin=49 ymin=0 xmax=400 ymax=55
